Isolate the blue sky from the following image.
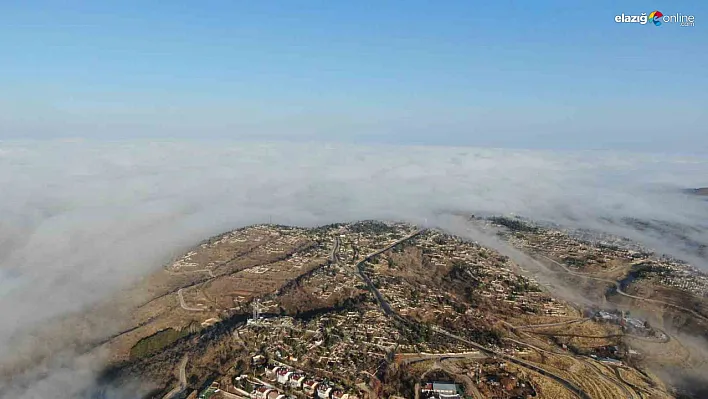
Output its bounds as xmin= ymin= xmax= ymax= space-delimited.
xmin=0 ymin=1 xmax=706 ymax=151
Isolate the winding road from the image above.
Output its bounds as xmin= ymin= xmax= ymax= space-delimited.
xmin=162 ymin=355 xmax=189 ymax=399
xmin=433 ymin=327 xmax=591 ymax=399
xmin=536 ymin=254 xmax=708 ymax=324
xmin=354 ymin=229 xmax=424 ymax=316
xmin=514 ymin=318 xmax=589 ymax=330
xmin=177 ymin=288 xmax=206 ymax=312
xmin=349 ymin=229 xmax=592 ymax=399
xmin=505 ymin=334 xmax=637 ymax=399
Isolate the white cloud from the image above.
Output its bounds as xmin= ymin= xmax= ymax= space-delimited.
xmin=0 ymin=140 xmax=706 ymax=397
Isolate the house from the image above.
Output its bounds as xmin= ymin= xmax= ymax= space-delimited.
xmin=267 ymin=390 xmax=281 ymax=399
xmin=252 ymin=355 xmax=266 ymax=366
xmin=276 ymin=368 xmax=293 ymax=385
xmin=303 ymin=379 xmax=320 ymax=395
xmin=289 ymin=373 xmax=306 ymax=389
xmin=266 ymin=366 xmax=281 ymax=381
xmin=317 ymin=384 xmax=333 ymax=399
xmin=332 ymin=390 xmax=345 ymax=399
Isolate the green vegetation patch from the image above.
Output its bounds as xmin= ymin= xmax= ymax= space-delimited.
xmin=129 ymin=327 xmax=191 ymax=359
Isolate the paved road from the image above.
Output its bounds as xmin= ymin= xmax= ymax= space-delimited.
xmin=440 ymin=358 xmax=485 ymax=399
xmin=529 ymin=330 xmax=670 ymax=344
xmin=582 ymin=357 xmax=637 ymax=399
xmin=615 ymin=368 xmax=651 ymax=398
xmin=397 ymin=351 xmax=485 ymax=365
xmin=433 ymin=327 xmax=591 ymax=399
xmin=355 ymin=229 xmax=424 ymax=316
xmin=177 ymin=288 xmax=206 ymax=312
xmin=190 ymin=268 xmax=215 ymax=278
xmin=330 ymin=236 xmax=340 ymax=263
xmin=537 ymin=254 xmax=708 ymax=323
xmin=350 ymin=229 xmax=590 ymax=399
xmin=505 ymin=332 xmax=637 ymax=399
xmin=162 ymin=355 xmax=189 ymax=399
xmin=514 ymin=318 xmax=589 ymax=330
xmin=167 ymin=268 xmax=215 ymax=278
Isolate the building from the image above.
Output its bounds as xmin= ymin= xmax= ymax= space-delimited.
xmin=625 ymin=317 xmax=646 ymax=330
xmin=265 ymin=366 xmax=280 ymax=381
xmin=595 ymin=311 xmax=619 ymax=323
xmin=276 ymin=368 xmax=293 ymax=385
xmin=303 ymin=379 xmax=320 ymax=396
xmin=421 ymin=382 xmax=461 ymax=399
xmin=289 ymin=373 xmax=306 ymax=389
xmin=317 ymin=384 xmax=333 ymax=399
xmin=252 ymin=355 xmax=266 ymax=366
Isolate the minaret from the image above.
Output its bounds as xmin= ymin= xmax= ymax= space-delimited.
xmin=252 ymin=299 xmax=260 ymax=324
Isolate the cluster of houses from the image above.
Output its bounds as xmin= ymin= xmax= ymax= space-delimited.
xmin=253 ymin=364 xmax=358 ymax=399
xmin=376 ymin=231 xmax=562 ymax=321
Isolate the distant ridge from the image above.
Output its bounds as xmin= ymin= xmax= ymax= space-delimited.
xmin=687 ymin=187 xmax=708 ymax=196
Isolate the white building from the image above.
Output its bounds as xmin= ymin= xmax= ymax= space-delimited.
xmin=276 ymin=369 xmax=292 ymax=385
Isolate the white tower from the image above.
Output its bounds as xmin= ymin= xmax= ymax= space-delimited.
xmin=252 ymin=299 xmax=261 ymax=324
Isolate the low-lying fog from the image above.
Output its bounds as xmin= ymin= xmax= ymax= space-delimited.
xmin=1 ymin=140 xmax=706 ymax=398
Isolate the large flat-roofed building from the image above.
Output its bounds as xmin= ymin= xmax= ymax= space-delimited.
xmin=421 ymin=381 xmax=461 ymax=399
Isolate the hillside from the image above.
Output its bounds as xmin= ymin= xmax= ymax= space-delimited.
xmin=5 ymin=220 xmax=707 ymax=399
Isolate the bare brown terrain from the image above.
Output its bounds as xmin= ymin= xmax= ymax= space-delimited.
xmin=4 ymin=219 xmax=705 ymax=399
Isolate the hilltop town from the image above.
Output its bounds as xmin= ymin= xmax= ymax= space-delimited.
xmin=92 ymin=219 xmax=708 ymax=399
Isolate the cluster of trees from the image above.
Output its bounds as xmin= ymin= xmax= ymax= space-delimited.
xmin=509 ymin=276 xmax=541 ymax=293
xmin=403 ymin=321 xmax=433 ymax=343
xmin=348 ymin=220 xmax=398 ymax=234
xmin=489 ymin=216 xmax=538 ymax=233
xmin=631 ymin=262 xmax=672 ymax=279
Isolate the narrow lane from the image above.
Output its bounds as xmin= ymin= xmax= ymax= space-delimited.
xmin=178 ymin=288 xmax=206 ymax=312
xmin=162 ymin=355 xmax=189 ymax=399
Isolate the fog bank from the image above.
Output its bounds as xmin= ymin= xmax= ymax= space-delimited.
xmin=0 ymin=140 xmax=706 ymax=397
